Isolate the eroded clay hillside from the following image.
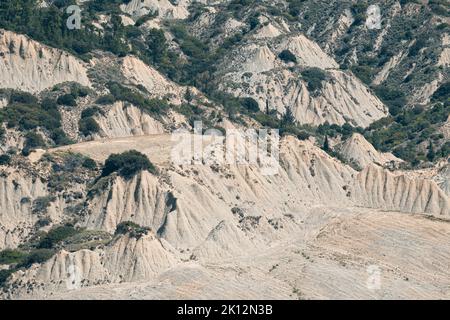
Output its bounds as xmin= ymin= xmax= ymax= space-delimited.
xmin=0 ymin=0 xmax=449 ymax=299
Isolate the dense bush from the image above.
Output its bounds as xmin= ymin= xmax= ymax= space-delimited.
xmin=240 ymin=97 xmax=260 ymax=112
xmin=38 ymin=225 xmax=78 ymax=249
xmin=57 ymin=94 xmax=77 ymax=107
xmin=0 ymin=154 xmax=11 ymax=165
xmin=278 ymin=50 xmax=297 ymax=64
xmin=432 ymin=82 xmax=450 ymax=102
xmin=0 ymin=94 xmax=70 ymax=148
xmin=0 ymin=269 xmax=13 ymax=286
xmin=301 ymin=68 xmax=327 ymax=93
xmin=0 ymin=249 xmax=27 ymax=265
xmin=9 ymin=91 xmax=38 ymax=104
xmin=115 ymin=221 xmax=149 ymax=239
xmin=106 ymin=82 xmax=169 ymax=117
xmin=81 ymin=106 xmax=103 ymax=119
xmin=102 ymin=150 xmax=156 ymax=179
xmin=16 ymin=248 xmax=55 ymax=268
xmin=374 ymin=85 xmax=407 ymax=116
xmin=79 ymin=117 xmax=100 ymax=136
xmin=365 ymin=103 xmax=449 ymax=163
xmin=32 ymin=195 xmax=56 ymax=214
xmin=23 ymin=132 xmax=46 ymax=155
xmin=95 ymin=94 xmax=116 ymax=105
xmin=82 ymin=157 xmax=97 ymax=170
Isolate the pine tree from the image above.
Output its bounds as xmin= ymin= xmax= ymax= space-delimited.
xmin=323 ymin=136 xmax=331 ymax=152
xmin=282 ymin=106 xmax=296 ymax=126
xmin=427 ymin=141 xmax=435 ymax=162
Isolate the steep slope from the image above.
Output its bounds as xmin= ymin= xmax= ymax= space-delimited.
xmin=2 ymin=233 xmax=179 ymax=298
xmin=94 ymin=102 xmax=165 ymax=138
xmin=120 ymin=56 xmax=185 ymax=103
xmin=216 ymin=32 xmax=388 ymax=127
xmin=120 ymin=0 xmax=191 ymax=20
xmin=0 ymin=30 xmax=90 ymax=93
xmin=338 ymin=133 xmax=402 ymax=169
xmin=352 ymin=165 xmax=450 ymax=217
xmin=0 ymin=169 xmax=53 ymax=250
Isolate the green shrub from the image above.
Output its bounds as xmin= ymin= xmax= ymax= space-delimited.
xmin=432 ymin=82 xmax=450 ymax=102
xmin=81 ymin=106 xmax=103 ymax=119
xmin=278 ymin=50 xmax=297 ymax=64
xmin=23 ymin=132 xmax=46 ymax=156
xmin=374 ymin=85 xmax=407 ymax=116
xmin=9 ymin=91 xmax=38 ymax=104
xmin=57 ymin=94 xmax=77 ymax=107
xmin=0 ymin=95 xmax=70 ymax=147
xmin=102 ymin=150 xmax=156 ymax=179
xmin=82 ymin=157 xmax=97 ymax=170
xmin=240 ymin=97 xmax=260 ymax=112
xmin=95 ymin=94 xmax=116 ymax=105
xmin=115 ymin=221 xmax=149 ymax=239
xmin=17 ymin=249 xmax=55 ymax=268
xmin=301 ymin=68 xmax=327 ymax=93
xmin=0 ymin=154 xmax=11 ymax=165
xmin=32 ymin=196 xmax=56 ymax=214
xmin=79 ymin=117 xmax=100 ymax=136
xmin=0 ymin=269 xmax=14 ymax=287
xmin=38 ymin=225 xmax=78 ymax=249
xmin=0 ymin=249 xmax=27 ymax=265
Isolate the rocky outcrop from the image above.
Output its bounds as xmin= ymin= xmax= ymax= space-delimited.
xmin=2 ymin=233 xmax=179 ymax=299
xmin=352 ymin=165 xmax=450 ymax=217
xmin=120 ymin=0 xmax=190 ymax=20
xmin=95 ymin=102 xmax=165 ymax=138
xmin=338 ymin=133 xmax=402 ymax=169
xmin=216 ymin=35 xmax=388 ymax=127
xmin=0 ymin=29 xmax=90 ymax=93
xmin=0 ymin=170 xmax=50 ymax=250
xmin=121 ymin=56 xmax=184 ymax=104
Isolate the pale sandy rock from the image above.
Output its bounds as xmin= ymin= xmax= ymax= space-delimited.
xmin=217 ymin=34 xmax=388 ymax=127
xmin=83 ymin=171 xmax=167 ymax=234
xmin=352 ymin=165 xmax=450 ymax=217
xmin=373 ymin=51 xmax=405 ymax=85
xmin=27 ymin=149 xmax=47 ymax=163
xmin=121 ymin=56 xmax=183 ymax=103
xmin=0 ymin=29 xmax=91 ymax=93
xmin=3 ymin=233 xmax=178 ymax=298
xmin=104 ymin=233 xmax=179 ymax=282
xmin=437 ymin=47 xmax=450 ymax=67
xmin=435 ymin=165 xmax=450 ymax=196
xmin=338 ymin=133 xmax=402 ymax=169
xmin=412 ymin=73 xmax=443 ymax=104
xmin=94 ymin=102 xmax=165 ymax=139
xmin=440 ymin=115 xmax=450 ymax=139
xmin=120 ymin=0 xmax=190 ymax=20
xmin=442 ymin=33 xmax=450 ymax=46
xmin=279 ymin=34 xmax=339 ymax=69
xmin=192 ymin=220 xmax=262 ymax=261
xmin=0 ymin=128 xmax=25 ymax=153
xmin=253 ymin=23 xmax=283 ymax=39
xmin=13 ymin=209 xmax=450 ymax=300
xmin=0 ymin=170 xmax=51 ymax=249
xmin=120 ymin=15 xmax=135 ymax=27
xmin=0 ymin=97 xmax=7 ymax=108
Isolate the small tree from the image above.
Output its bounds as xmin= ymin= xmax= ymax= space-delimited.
xmin=282 ymin=106 xmax=296 ymax=126
xmin=278 ymin=50 xmax=297 ymax=64
xmin=241 ymin=97 xmax=260 ymax=113
xmin=57 ymin=94 xmax=77 ymax=107
xmin=427 ymin=141 xmax=435 ymax=162
xmin=323 ymin=136 xmax=331 ymax=152
xmin=102 ymin=150 xmax=156 ymax=179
